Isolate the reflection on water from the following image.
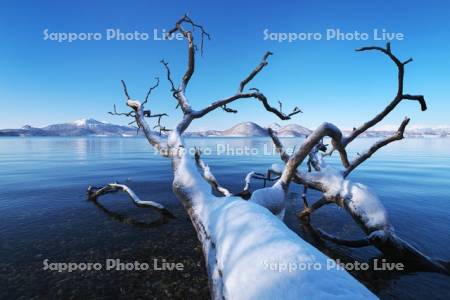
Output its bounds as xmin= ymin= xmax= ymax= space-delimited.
xmin=89 ymin=196 xmax=173 ymax=229
xmin=0 ymin=137 xmax=449 ymax=299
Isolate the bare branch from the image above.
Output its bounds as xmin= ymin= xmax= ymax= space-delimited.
xmin=344 ymin=117 xmax=410 ymax=177
xmin=109 ymin=104 xmax=134 ymax=117
xmin=221 ymin=104 xmax=238 ymax=114
xmin=147 ymin=112 xmax=168 ymax=119
xmin=168 ymin=14 xmax=211 ymax=57
xmin=187 ymin=50 xmax=301 ymax=124
xmin=402 ymin=94 xmax=427 ymax=111
xmin=342 ymin=43 xmax=427 ymax=146
xmin=160 ymin=59 xmax=191 ymax=114
xmin=356 ymin=43 xmax=402 ymax=69
xmin=160 ymin=60 xmax=179 ymax=96
xmin=268 ymin=128 xmax=290 ymax=162
xmin=153 ymin=124 xmax=172 ymax=136
xmin=87 ymin=183 xmax=174 ymax=218
xmin=298 ymin=196 xmax=332 ymax=222
xmin=143 ymin=77 xmax=160 ymax=106
xmin=147 ymin=112 xmax=169 ymax=132
xmin=192 ymin=91 xmax=301 ymax=120
xmin=167 ymin=14 xmax=210 ymax=92
xmin=238 ymin=51 xmax=272 ymax=93
xmin=121 ymin=79 xmax=131 ymax=100
xmin=403 ymin=58 xmax=413 ymax=65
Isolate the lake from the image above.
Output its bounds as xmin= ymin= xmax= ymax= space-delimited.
xmin=0 ymin=137 xmax=449 ymax=299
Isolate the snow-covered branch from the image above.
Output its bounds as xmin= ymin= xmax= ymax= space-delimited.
xmin=126 ymin=98 xmax=170 ymax=156
xmin=232 ymin=171 xmax=278 ymax=200
xmin=268 ymin=129 xmax=326 ymax=192
xmin=279 ymin=122 xmax=349 ymax=186
xmin=87 ymin=183 xmax=174 ymax=218
xmin=194 ymin=149 xmax=231 ymax=196
xmin=270 ymin=138 xmax=449 ymax=275
xmin=271 ymin=135 xmax=449 ymax=275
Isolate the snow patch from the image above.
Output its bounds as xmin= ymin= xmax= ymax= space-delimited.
xmin=343 ymin=182 xmax=388 ymax=229
xmin=306 ymin=167 xmax=388 ymax=229
xmin=270 ymin=163 xmax=284 ymax=174
xmin=249 ymin=182 xmax=286 ymax=219
xmin=305 ymin=167 xmax=345 ymax=197
xmin=73 ymin=118 xmax=105 ymax=127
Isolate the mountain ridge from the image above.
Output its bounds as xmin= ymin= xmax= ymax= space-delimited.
xmin=0 ymin=119 xmax=311 ymax=137
xmin=0 ymin=119 xmax=449 ymax=138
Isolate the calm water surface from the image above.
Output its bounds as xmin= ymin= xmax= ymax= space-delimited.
xmin=0 ymin=137 xmax=449 ymax=299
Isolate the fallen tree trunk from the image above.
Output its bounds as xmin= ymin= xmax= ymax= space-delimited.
xmin=90 ymin=14 xmax=386 ymax=299
xmin=170 ymin=151 xmax=375 ymax=299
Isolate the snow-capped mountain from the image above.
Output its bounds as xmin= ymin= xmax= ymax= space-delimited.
xmin=185 ymin=122 xmax=267 ymax=137
xmin=407 ymin=127 xmax=450 ymax=137
xmin=275 ymin=124 xmax=311 ymax=137
xmin=343 ymin=127 xmax=450 ymax=138
xmin=221 ymin=122 xmax=268 ymax=136
xmin=72 ymin=118 xmax=109 ymax=127
xmin=2 ymin=119 xmax=449 ymax=138
xmin=186 ymin=122 xmax=311 ymax=137
xmin=41 ymin=118 xmax=135 ymax=136
xmin=0 ymin=119 xmax=312 ymax=137
xmin=0 ymin=118 xmax=136 ymax=137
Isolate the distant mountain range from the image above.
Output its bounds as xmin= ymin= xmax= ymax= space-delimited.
xmin=0 ymin=119 xmax=312 ymax=138
xmin=345 ymin=128 xmax=450 ymax=138
xmin=0 ymin=118 xmax=449 ymax=138
xmin=186 ymin=122 xmax=311 ymax=137
xmin=0 ymin=119 xmax=136 ymax=137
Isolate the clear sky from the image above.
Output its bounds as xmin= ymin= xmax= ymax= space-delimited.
xmin=0 ymin=0 xmax=449 ymax=130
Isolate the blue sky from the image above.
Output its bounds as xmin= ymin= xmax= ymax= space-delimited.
xmin=0 ymin=0 xmax=449 ymax=130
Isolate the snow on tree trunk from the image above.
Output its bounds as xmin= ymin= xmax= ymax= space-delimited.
xmin=172 ymin=152 xmax=376 ymax=299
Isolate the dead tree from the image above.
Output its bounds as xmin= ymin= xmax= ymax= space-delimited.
xmin=267 ymin=43 xmax=448 ymax=275
xmin=88 ymin=15 xmax=377 ymax=299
